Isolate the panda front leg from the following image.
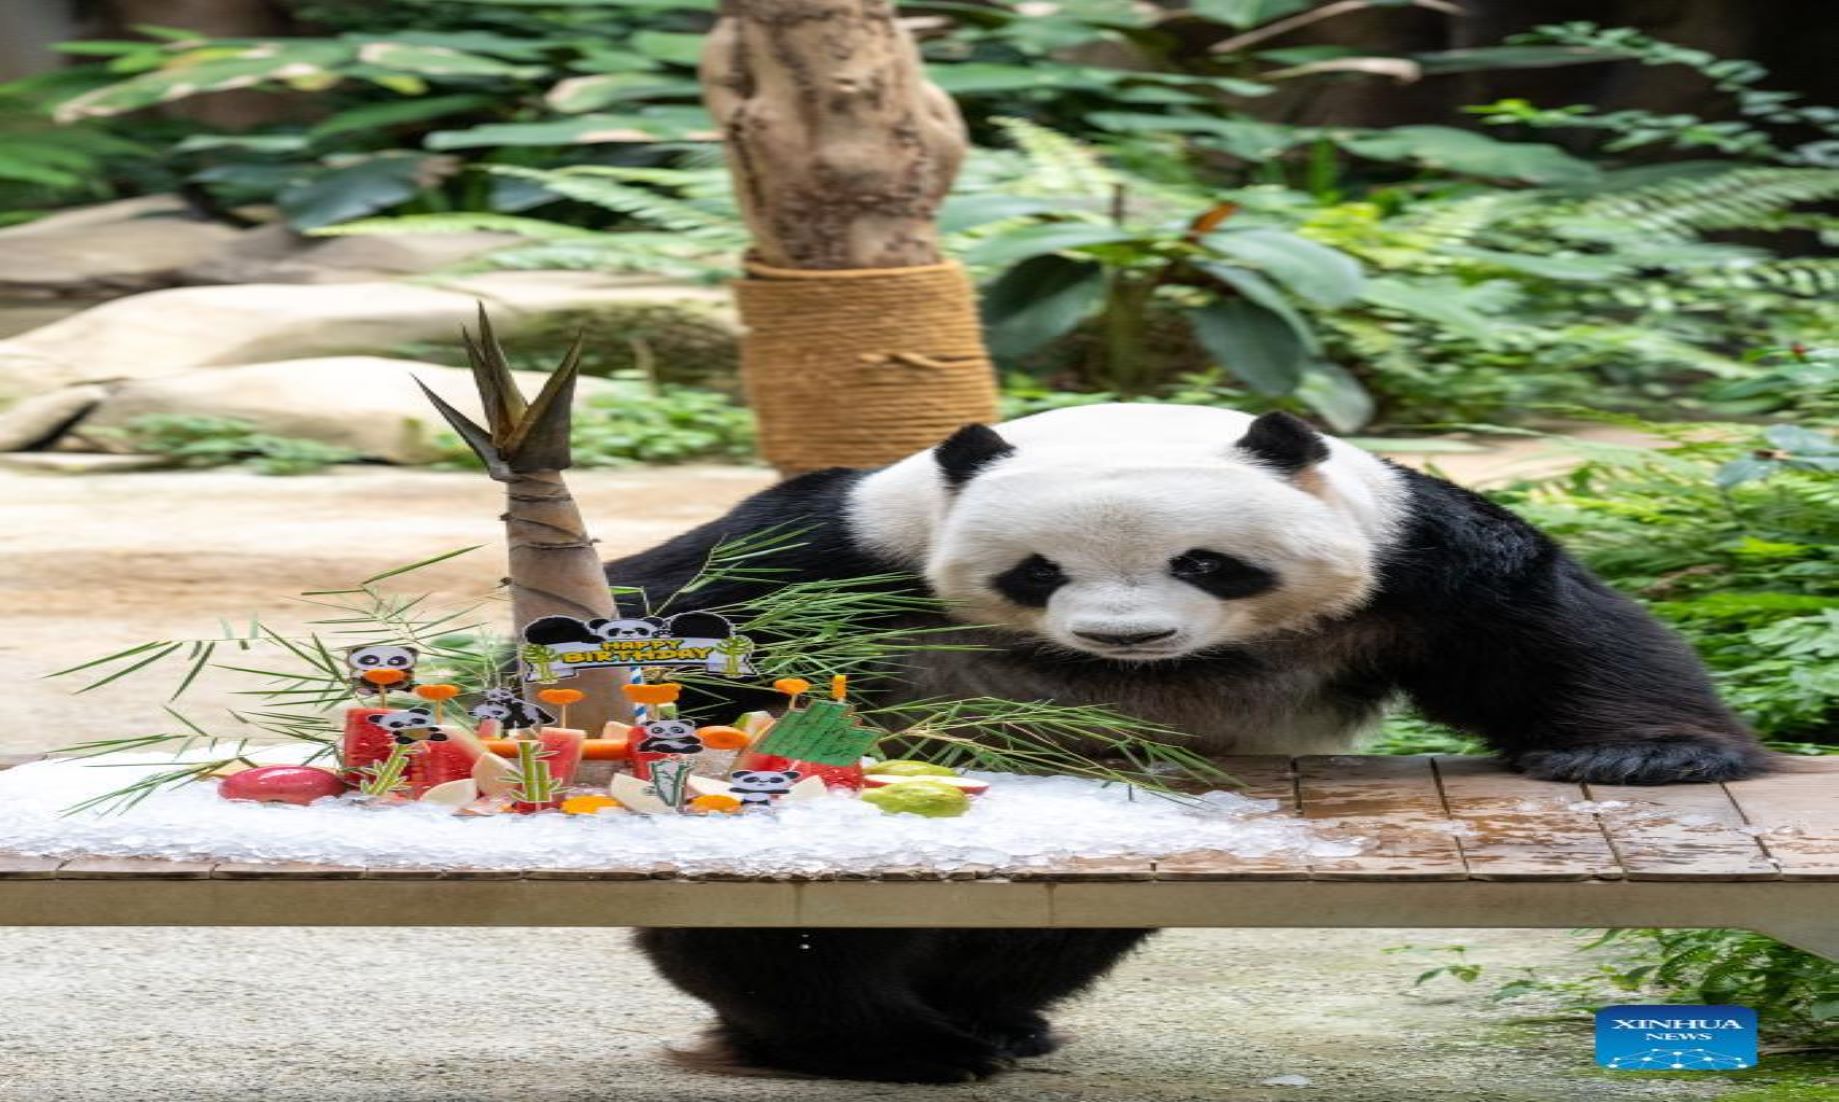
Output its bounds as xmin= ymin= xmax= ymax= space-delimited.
xmin=1393 ymin=559 xmax=1769 ymax=785
xmin=633 ymin=928 xmax=1013 ymax=1083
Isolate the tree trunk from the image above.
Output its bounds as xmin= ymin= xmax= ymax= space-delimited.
xmin=702 ymin=0 xmax=966 ymax=268
xmin=701 ymin=0 xmax=1001 ymax=474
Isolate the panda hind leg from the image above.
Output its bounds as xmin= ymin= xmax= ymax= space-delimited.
xmin=913 ymin=929 xmax=1156 ymax=1058
xmin=633 ymin=928 xmax=1012 ymax=1083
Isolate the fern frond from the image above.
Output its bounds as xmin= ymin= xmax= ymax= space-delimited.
xmin=1704 ymin=257 xmax=1839 ymax=297
xmin=485 ymin=165 xmax=744 ymax=242
xmin=1567 ymin=167 xmax=1839 ymax=240
xmin=991 ymin=116 xmax=1119 ymax=200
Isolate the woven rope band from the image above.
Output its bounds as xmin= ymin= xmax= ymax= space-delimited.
xmin=734 ymin=259 xmax=1000 ymax=474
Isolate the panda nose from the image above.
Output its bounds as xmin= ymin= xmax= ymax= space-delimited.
xmin=1074 ymin=628 xmax=1178 ymax=647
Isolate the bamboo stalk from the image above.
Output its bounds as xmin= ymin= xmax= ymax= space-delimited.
xmin=416 ymin=307 xmax=632 ymax=731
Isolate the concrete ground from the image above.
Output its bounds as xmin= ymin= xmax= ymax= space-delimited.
xmin=1 ymin=450 xmax=1827 ymax=1101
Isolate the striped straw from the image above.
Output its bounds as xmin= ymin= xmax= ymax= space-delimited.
xmin=628 ymin=667 xmax=648 ymax=725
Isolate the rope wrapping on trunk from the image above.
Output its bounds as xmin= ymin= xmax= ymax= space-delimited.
xmin=733 ymin=259 xmax=1000 ymax=475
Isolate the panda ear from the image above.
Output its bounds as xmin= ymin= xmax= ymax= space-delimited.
xmin=1234 ymin=412 xmax=1329 ymax=476
xmin=934 ymin=424 xmax=1014 ymax=489
xmin=645 ymin=616 xmax=666 ymax=628
xmin=584 ymin=618 xmax=610 ymax=630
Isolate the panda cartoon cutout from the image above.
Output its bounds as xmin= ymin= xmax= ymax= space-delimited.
xmin=727 ymin=769 xmax=800 ymax=810
xmin=611 ymin=404 xmax=1772 ymax=1084
xmin=467 ymin=687 xmax=554 ymax=733
xmin=373 ymin=707 xmax=445 ymax=745
xmin=345 ymin=645 xmax=418 ymax=695
xmin=635 ymin=718 xmax=703 ymax=756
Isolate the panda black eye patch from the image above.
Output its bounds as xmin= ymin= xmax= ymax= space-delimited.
xmin=991 ymin=554 xmax=1068 ymax=607
xmin=1169 ymin=549 xmax=1277 ymax=599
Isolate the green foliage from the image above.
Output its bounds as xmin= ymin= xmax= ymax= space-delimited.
xmin=106 ymin=415 xmax=362 ymax=475
xmin=1470 ymin=23 xmax=1839 ymax=165
xmin=1406 ymin=930 xmax=1838 ymax=1045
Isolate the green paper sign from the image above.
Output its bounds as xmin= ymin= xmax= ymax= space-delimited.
xmin=751 ymin=699 xmax=881 ymax=766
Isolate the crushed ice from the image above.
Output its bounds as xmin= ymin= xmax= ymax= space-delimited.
xmin=0 ymin=752 xmax=1365 ymax=875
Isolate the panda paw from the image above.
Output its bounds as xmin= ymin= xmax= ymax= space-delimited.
xmin=1514 ymin=734 xmax=1767 ymax=786
xmin=974 ymin=1012 xmax=1063 ymax=1058
xmin=679 ymin=1021 xmax=1014 ymax=1083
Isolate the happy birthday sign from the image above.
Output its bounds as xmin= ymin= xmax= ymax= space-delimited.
xmin=519 ymin=613 xmax=757 ymax=681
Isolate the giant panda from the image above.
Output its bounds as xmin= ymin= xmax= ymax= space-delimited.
xmin=612 ymin=404 xmax=1767 ymax=1084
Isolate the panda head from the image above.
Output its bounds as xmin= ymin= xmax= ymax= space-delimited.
xmin=849 ymin=405 xmax=1406 ymax=662
xmin=347 ymin=645 xmax=417 ymax=674
xmin=730 ymin=769 xmax=799 ymax=792
xmin=375 ymin=707 xmax=435 ymax=733
xmin=641 ymin=718 xmax=697 ymax=741
xmin=586 ymin=617 xmax=667 ymax=641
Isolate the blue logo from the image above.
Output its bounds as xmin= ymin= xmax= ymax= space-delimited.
xmin=1595 ymin=1005 xmax=1757 ymax=1070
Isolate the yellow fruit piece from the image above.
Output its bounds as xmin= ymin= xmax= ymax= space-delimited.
xmin=560 ymin=795 xmax=622 ymax=816
xmin=688 ymin=794 xmax=743 ymax=815
xmin=859 ymin=780 xmax=971 ymax=818
xmin=873 ymin=759 xmax=957 ymax=777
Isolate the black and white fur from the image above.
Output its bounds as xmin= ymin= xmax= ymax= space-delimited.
xmin=616 ymin=404 xmax=1767 ymax=1083
xmin=468 ymin=687 xmax=554 ymax=731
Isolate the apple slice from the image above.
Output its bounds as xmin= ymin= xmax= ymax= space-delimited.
xmin=609 ymin=772 xmax=675 ymax=816
xmin=472 ymin=749 xmax=519 ymax=798
xmin=686 ymin=775 xmax=733 ymax=797
xmin=419 ymin=778 xmax=479 ymax=808
xmin=782 ymin=775 xmax=829 ymax=803
xmin=861 ymin=774 xmax=989 ymax=796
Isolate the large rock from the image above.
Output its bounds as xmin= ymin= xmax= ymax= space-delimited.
xmin=0 ymin=384 xmax=106 ymax=450
xmin=0 ymin=275 xmax=727 ymax=403
xmin=179 ymin=225 xmax=525 ymax=285
xmin=68 ymin=357 xmax=618 ymax=465
xmin=0 ymin=196 xmax=245 ymax=296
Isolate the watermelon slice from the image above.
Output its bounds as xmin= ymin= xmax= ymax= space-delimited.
xmin=340 ymin=707 xmax=395 ymax=785
xmin=536 ymin=727 xmax=586 ymax=785
xmin=735 ymin=751 xmax=865 ymax=791
xmin=409 ymin=724 xmax=493 ymax=793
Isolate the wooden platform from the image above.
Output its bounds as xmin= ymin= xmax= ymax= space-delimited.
xmin=2 ymin=754 xmax=1835 ymax=960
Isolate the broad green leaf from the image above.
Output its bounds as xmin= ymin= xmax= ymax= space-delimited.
xmin=1296 ymin=362 xmax=1374 ymax=432
xmin=351 ymin=41 xmax=535 ymax=77
xmin=1764 ymin=424 xmax=1839 ymax=455
xmin=1336 ymin=125 xmax=1600 ymax=186
xmin=1087 ymin=112 xmax=1302 ymax=158
xmin=544 ymin=73 xmax=700 ymax=113
xmin=1715 ymin=457 xmax=1775 ymax=490
xmin=1438 ymin=244 xmax=1627 ymax=281
xmin=932 ymin=64 xmax=1060 ymax=94
xmin=939 ymin=194 xmax=1062 ymax=234
xmin=1187 ymin=298 xmax=1308 ymax=395
xmin=1195 ymin=262 xmax=1320 ymax=354
xmin=1414 ymin=46 xmax=1634 ymax=74
xmin=1205 ymin=228 xmax=1364 ymax=307
xmin=630 ymin=31 xmax=706 ymax=67
xmin=981 ymin=254 xmax=1105 ymax=359
xmin=428 ymin=113 xmax=698 ymax=149
xmin=309 ymin=93 xmax=492 ymax=140
xmin=1359 ymin=276 xmax=1505 ymax=341
xmin=173 ymin=133 xmax=311 ymax=154
xmin=54 ymin=43 xmax=352 ymax=121
xmin=963 ymin=222 xmax=1137 ymax=266
xmin=278 ymin=153 xmax=457 ymax=230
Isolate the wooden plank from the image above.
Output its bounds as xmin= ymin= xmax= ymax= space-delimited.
xmin=359 ymin=866 xmax=446 ymax=880
xmin=0 ymin=854 xmax=66 ymax=879
xmin=1432 ymin=758 xmax=1622 ymax=881
xmin=211 ymin=861 xmax=366 ymax=880
xmin=1723 ymin=757 xmax=1839 ymax=881
xmin=522 ymin=866 xmax=656 ymax=881
xmin=1294 ymin=755 xmax=1468 ymax=881
xmin=1156 ymin=756 xmax=1310 ymax=881
xmin=57 ymin=856 xmax=217 ymax=879
xmin=1009 ymin=857 xmax=1155 ymax=882
xmin=1584 ymin=778 xmax=1778 ymax=882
